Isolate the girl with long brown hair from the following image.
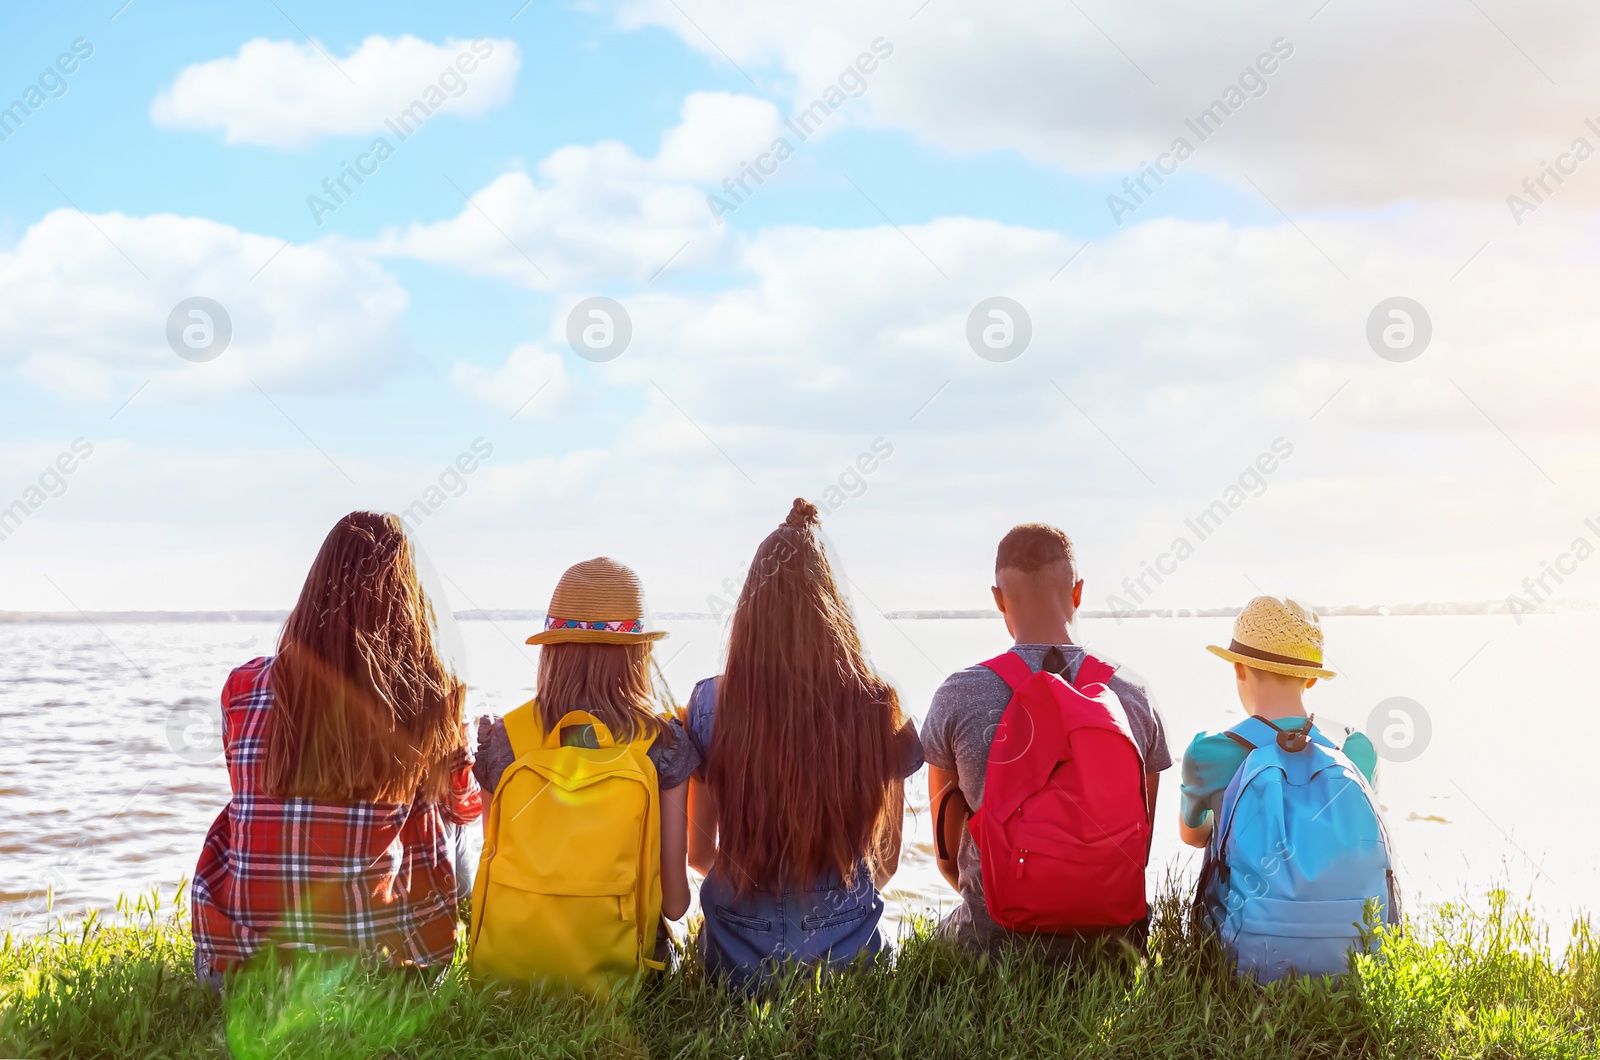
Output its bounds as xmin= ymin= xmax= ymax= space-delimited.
xmin=191 ymin=512 xmax=482 ymax=984
xmin=686 ymin=499 xmax=922 ymax=987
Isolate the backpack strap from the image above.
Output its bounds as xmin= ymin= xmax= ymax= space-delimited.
xmin=1072 ymin=653 xmax=1116 ymax=691
xmin=1211 ymin=735 xmax=1274 ymax=866
xmin=934 ymin=788 xmax=960 ymax=861
xmin=502 ymin=701 xmax=658 ymax=758
xmin=980 ymin=651 xmax=1035 ymax=691
xmin=542 ymin=710 xmax=619 ymax=750
xmin=982 ymin=648 xmax=1115 ymax=692
xmin=502 ymin=700 xmax=544 ymax=759
xmin=1227 ymin=715 xmax=1316 ymax=753
xmin=1310 ymin=726 xmax=1343 ymax=752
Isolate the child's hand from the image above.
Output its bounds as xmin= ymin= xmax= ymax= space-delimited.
xmin=472 ymin=715 xmax=514 ymax=795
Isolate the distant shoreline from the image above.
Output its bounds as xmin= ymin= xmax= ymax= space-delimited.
xmin=889 ymin=600 xmax=1597 ymax=619
xmin=0 ymin=600 xmax=1591 ymax=624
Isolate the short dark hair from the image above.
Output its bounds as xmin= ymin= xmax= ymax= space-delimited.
xmin=996 ymin=523 xmax=1077 ymax=581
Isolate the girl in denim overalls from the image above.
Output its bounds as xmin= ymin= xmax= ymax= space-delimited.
xmin=686 ymin=499 xmax=923 ymax=989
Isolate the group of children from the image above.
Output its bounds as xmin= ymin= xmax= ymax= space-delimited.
xmin=190 ymin=503 xmax=1397 ymax=995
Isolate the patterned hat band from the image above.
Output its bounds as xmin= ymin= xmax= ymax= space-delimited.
xmin=543 ymin=617 xmax=644 ymax=634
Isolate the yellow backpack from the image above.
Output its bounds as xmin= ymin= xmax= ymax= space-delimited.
xmin=469 ymin=701 xmax=665 ymax=996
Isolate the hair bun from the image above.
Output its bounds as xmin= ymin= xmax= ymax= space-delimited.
xmin=784 ymin=498 xmax=820 ymax=530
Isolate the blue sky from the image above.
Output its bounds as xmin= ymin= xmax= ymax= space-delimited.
xmin=0 ymin=0 xmax=1254 ymax=458
xmin=2 ymin=0 xmax=1598 ymax=615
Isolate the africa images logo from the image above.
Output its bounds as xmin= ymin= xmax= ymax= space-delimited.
xmin=1105 ymin=37 xmax=1293 ymax=226
xmin=0 ymin=37 xmax=95 ymax=145
xmin=706 ymin=37 xmax=894 ymax=223
xmin=306 ymin=39 xmax=499 ymax=225
xmin=1105 ymin=438 xmax=1294 ymax=619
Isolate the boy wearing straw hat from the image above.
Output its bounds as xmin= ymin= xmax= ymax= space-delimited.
xmin=1178 ymin=595 xmax=1377 ymax=849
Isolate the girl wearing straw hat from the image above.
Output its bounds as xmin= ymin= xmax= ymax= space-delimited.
xmin=471 ymin=558 xmax=698 ymax=981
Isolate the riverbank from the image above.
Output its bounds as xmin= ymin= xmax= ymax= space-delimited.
xmin=12 ymin=614 xmax=1600 ymax=937
xmin=2 ymin=887 xmax=1594 ymax=1059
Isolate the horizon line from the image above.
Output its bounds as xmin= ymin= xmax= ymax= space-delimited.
xmin=0 ymin=599 xmax=1590 ymax=624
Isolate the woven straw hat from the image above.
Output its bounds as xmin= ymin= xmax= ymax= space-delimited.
xmin=1206 ymin=595 xmax=1335 ymax=680
xmin=525 ymin=557 xmax=667 ymax=646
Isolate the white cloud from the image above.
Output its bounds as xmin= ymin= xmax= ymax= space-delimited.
xmin=439 ymin=201 xmax=1600 ymax=610
xmin=26 ymin=58 xmax=1600 ymax=614
xmin=10 ymin=190 xmax=1599 ymax=610
xmin=615 ymin=0 xmax=1600 ymax=211
xmin=0 ymin=209 xmax=411 ymax=400
xmin=541 ymin=204 xmax=1600 ymax=445
xmin=653 ymin=91 xmax=794 ymax=181
xmin=375 ymin=91 xmax=784 ymax=288
xmin=151 ymin=35 xmax=519 ymax=148
xmin=450 ymin=343 xmax=570 ymax=414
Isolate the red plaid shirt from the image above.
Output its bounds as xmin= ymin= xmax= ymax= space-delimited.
xmin=192 ymin=657 xmax=482 ymax=973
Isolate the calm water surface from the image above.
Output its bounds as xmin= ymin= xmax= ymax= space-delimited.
xmin=3 ymin=613 xmax=1594 ymax=936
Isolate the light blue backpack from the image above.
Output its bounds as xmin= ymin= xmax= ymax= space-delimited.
xmin=1199 ymin=715 xmax=1399 ymax=982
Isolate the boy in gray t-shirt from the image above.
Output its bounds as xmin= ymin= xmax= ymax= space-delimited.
xmin=923 ymin=524 xmax=1172 ymax=956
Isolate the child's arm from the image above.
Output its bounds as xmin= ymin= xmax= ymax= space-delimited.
xmin=472 ymin=716 xmax=511 ymax=837
xmin=441 ymin=723 xmax=484 ymax=826
xmin=1178 ymin=814 xmax=1211 ymax=849
xmin=659 ymin=781 xmax=691 ymax=920
xmin=440 ymin=755 xmax=484 ymax=826
xmin=1176 ymin=733 xmax=1222 ymax=848
xmin=928 ymin=765 xmax=967 ymax=891
xmin=1145 ymin=772 xmax=1161 ymax=855
xmin=871 ymin=780 xmax=905 ymax=889
xmin=686 ymin=775 xmax=718 ymax=876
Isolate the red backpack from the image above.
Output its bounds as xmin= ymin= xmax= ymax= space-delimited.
xmin=966 ymin=651 xmax=1150 ymax=931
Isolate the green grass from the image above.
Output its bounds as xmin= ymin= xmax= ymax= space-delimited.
xmin=2 ymin=887 xmax=1595 ymax=1059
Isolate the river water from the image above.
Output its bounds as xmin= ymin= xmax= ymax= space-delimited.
xmin=3 ymin=613 xmax=1594 ymax=937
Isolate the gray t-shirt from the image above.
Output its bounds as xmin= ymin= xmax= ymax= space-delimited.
xmin=921 ymin=643 xmax=1172 ymax=949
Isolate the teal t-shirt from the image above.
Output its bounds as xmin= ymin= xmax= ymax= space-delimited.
xmin=1179 ymin=718 xmax=1378 ymax=829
